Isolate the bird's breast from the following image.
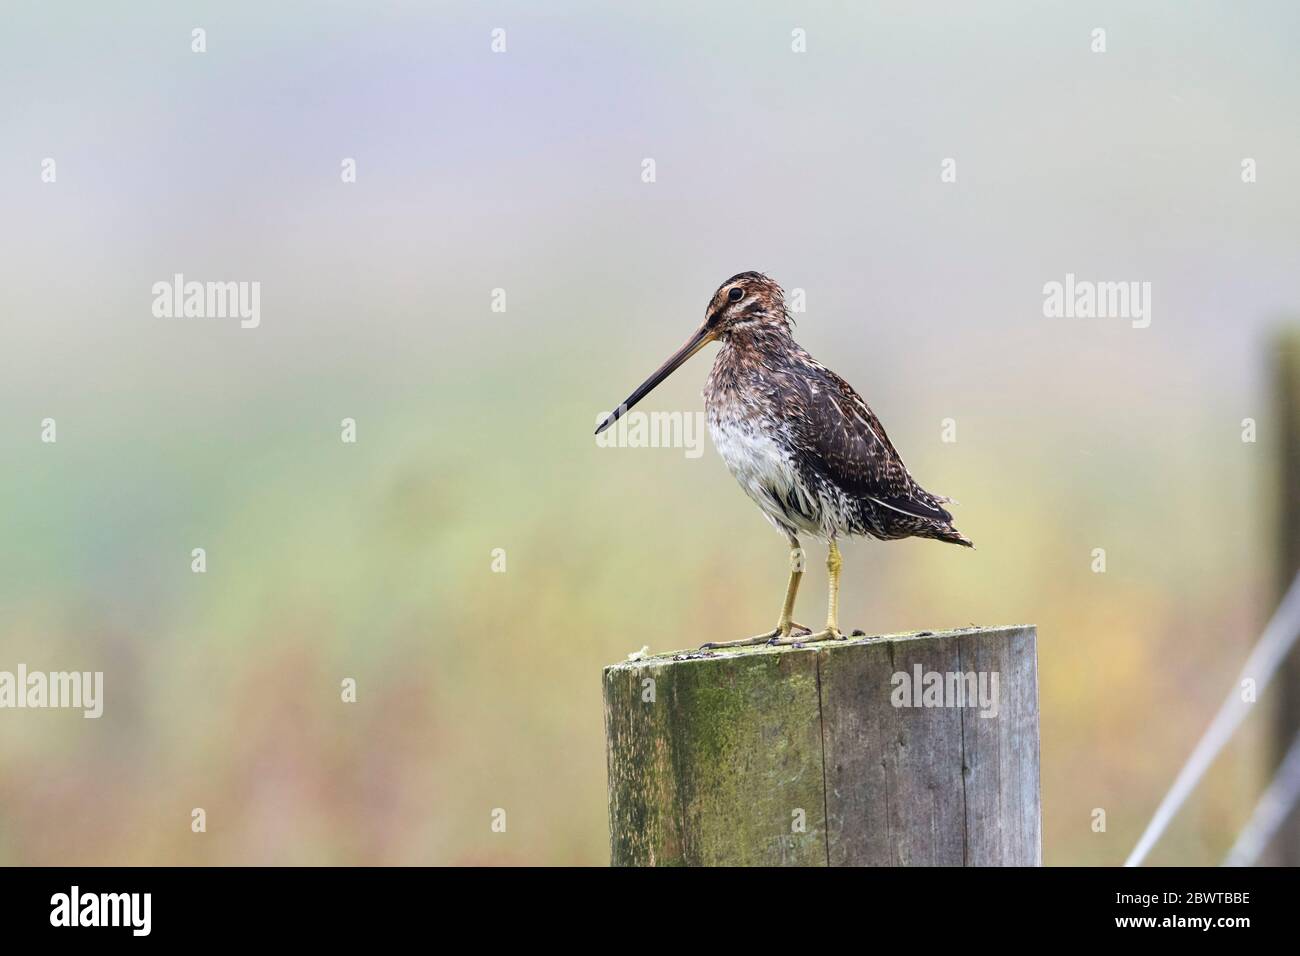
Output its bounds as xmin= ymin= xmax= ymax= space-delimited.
xmin=707 ymin=405 xmax=791 ymax=484
xmin=705 ymin=400 xmax=816 ymax=526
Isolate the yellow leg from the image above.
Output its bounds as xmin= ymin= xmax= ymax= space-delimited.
xmin=701 ymin=543 xmax=811 ymax=649
xmin=772 ymin=539 xmax=846 ymax=645
xmin=825 ymin=538 xmax=843 ymax=635
xmin=776 ymin=547 xmax=804 ymax=631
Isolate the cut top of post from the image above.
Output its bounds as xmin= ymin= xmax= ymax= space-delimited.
xmin=604 ymin=625 xmax=1034 ymax=672
xmin=603 ymin=625 xmax=1040 ymax=866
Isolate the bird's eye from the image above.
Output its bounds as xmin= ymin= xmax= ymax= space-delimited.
xmin=727 ymin=288 xmax=744 ymax=302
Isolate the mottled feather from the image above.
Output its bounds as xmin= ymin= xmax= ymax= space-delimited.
xmin=702 ymin=273 xmax=972 ymax=548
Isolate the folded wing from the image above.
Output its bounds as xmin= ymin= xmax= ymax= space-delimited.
xmin=773 ymin=362 xmax=956 ymax=525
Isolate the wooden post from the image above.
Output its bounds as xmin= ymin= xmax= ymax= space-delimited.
xmin=1274 ymin=328 xmax=1300 ymax=865
xmin=603 ymin=625 xmax=1040 ymax=866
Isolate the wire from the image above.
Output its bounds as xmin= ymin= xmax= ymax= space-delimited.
xmin=1124 ymin=570 xmax=1300 ymax=867
xmin=1222 ymin=729 xmax=1300 ymax=866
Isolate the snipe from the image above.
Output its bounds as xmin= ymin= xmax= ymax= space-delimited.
xmin=596 ymin=272 xmax=972 ymax=648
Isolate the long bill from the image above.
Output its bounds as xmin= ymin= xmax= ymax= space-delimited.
xmin=594 ymin=323 xmax=715 ymax=435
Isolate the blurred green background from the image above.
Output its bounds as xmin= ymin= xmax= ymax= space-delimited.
xmin=1 ymin=1 xmax=1297 ymax=864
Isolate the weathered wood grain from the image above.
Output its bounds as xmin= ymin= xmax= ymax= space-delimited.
xmin=957 ymin=626 xmax=1041 ymax=865
xmin=604 ymin=648 xmax=827 ymax=865
xmin=604 ymin=625 xmax=1040 ymax=866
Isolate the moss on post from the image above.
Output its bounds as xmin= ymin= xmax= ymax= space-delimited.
xmin=603 ymin=626 xmax=1040 ymax=867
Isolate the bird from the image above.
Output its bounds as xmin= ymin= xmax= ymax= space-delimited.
xmin=595 ymin=272 xmax=972 ymax=648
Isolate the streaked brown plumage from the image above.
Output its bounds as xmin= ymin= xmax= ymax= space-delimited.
xmin=596 ymin=271 xmax=971 ymax=646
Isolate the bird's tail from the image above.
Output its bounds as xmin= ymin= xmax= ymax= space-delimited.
xmin=936 ymin=525 xmax=975 ymax=549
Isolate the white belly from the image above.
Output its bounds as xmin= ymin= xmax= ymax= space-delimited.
xmin=707 ymin=411 xmax=824 ymax=537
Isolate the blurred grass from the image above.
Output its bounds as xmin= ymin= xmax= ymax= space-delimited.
xmin=1 ymin=0 xmax=1295 ymax=866
xmin=0 ymin=325 xmax=1279 ymax=864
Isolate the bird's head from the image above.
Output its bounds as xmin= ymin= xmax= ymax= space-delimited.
xmin=594 ymin=271 xmax=792 ymax=435
xmin=702 ymin=271 xmax=793 ymax=339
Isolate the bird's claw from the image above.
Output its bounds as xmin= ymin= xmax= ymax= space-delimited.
xmin=701 ymin=621 xmax=812 ymax=650
xmin=769 ymin=626 xmax=847 ymax=646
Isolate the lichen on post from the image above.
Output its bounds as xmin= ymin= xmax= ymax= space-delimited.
xmin=603 ymin=625 xmax=1040 ymax=866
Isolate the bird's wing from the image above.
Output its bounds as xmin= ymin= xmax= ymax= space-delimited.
xmin=774 ymin=362 xmax=954 ymax=524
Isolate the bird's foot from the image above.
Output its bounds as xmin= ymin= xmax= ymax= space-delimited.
xmin=700 ymin=622 xmax=811 ymax=650
xmin=770 ymin=625 xmax=847 ymax=647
